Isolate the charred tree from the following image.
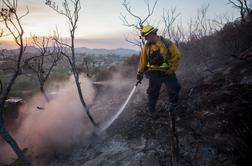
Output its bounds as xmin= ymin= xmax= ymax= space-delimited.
xmin=45 ymin=0 xmax=98 ymax=126
xmin=24 ymin=36 xmax=63 ymax=102
xmin=0 ymin=0 xmax=30 ymax=165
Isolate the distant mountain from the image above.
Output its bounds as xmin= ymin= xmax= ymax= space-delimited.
xmin=3 ymin=46 xmax=139 ymax=57
xmin=24 ymin=46 xmax=40 ymax=53
xmin=75 ymin=47 xmax=139 ymax=56
xmin=11 ymin=46 xmax=39 ymax=53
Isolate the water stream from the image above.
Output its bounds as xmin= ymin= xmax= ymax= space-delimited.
xmin=99 ymin=85 xmax=137 ymax=132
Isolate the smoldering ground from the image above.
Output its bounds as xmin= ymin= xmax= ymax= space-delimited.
xmin=0 ymin=71 xmax=146 ymax=165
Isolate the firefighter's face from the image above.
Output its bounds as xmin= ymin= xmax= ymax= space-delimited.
xmin=145 ymin=33 xmax=157 ymax=43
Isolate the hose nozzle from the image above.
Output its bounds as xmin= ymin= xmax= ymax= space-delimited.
xmin=135 ymin=80 xmax=142 ymax=86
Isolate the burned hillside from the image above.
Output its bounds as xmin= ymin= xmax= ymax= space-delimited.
xmin=46 ymin=17 xmax=252 ymax=165
xmin=0 ymin=0 xmax=252 ymax=165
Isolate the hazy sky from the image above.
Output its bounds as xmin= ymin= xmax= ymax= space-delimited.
xmin=0 ymin=0 xmax=239 ymax=49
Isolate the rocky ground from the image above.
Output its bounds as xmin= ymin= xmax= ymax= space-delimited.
xmin=47 ymin=57 xmax=251 ymax=166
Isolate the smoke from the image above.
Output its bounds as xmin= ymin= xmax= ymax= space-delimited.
xmin=0 ymin=74 xmax=97 ymax=164
xmin=0 ymin=70 xmax=147 ymax=165
xmin=90 ymin=72 xmax=143 ymax=123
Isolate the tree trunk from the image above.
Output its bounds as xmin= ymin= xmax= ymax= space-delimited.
xmin=0 ymin=116 xmax=31 ymax=166
xmin=73 ymin=74 xmax=98 ymax=127
xmin=40 ymin=85 xmax=49 ymax=103
xmin=0 ymin=71 xmax=30 ymax=166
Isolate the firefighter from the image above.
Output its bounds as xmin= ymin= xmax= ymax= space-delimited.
xmin=137 ymin=25 xmax=181 ymax=115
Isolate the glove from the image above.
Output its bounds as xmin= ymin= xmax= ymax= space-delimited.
xmin=137 ymin=73 xmax=143 ymax=82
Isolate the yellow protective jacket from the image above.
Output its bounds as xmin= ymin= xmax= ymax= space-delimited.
xmin=137 ymin=36 xmax=180 ymax=75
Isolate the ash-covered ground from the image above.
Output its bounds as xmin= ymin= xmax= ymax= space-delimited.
xmin=48 ymin=58 xmax=251 ymax=166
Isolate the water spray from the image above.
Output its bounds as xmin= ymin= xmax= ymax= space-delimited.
xmin=98 ymin=80 xmax=142 ymax=132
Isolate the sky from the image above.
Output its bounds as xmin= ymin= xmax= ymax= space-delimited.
xmin=0 ymin=0 xmax=240 ymax=49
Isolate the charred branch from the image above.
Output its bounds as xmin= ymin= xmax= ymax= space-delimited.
xmin=121 ymin=0 xmax=158 ymax=48
xmin=45 ymin=0 xmax=98 ymax=127
xmin=162 ymin=8 xmax=180 ymax=39
xmin=227 ymin=0 xmax=252 ymax=22
xmin=24 ymin=36 xmax=63 ymax=102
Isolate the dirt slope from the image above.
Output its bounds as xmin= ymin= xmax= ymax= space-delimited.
xmin=48 ymin=57 xmax=251 ymax=166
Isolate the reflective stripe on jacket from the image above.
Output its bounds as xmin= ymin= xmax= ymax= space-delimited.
xmin=137 ymin=36 xmax=180 ymax=75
